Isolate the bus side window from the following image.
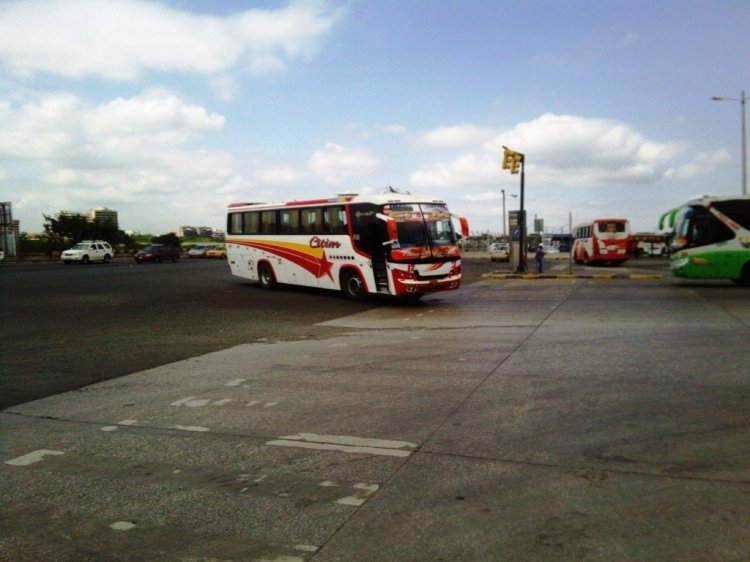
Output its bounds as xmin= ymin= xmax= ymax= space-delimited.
xmin=245 ymin=212 xmax=259 ymax=234
xmin=261 ymin=210 xmax=277 ymax=234
xmin=325 ymin=206 xmax=347 ymax=234
xmin=280 ymin=209 xmax=300 ymax=234
xmin=302 ymin=208 xmax=322 ymax=234
xmin=692 ymin=213 xmax=732 ymax=246
xmin=229 ymin=212 xmax=243 ymax=234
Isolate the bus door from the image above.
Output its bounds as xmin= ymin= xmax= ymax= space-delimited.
xmin=350 ymin=203 xmax=389 ymax=288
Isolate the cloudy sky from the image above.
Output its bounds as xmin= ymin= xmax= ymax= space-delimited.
xmin=1 ymin=0 xmax=748 ymax=235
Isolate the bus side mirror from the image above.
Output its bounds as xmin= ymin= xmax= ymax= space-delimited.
xmin=459 ymin=217 xmax=469 ymax=239
xmin=376 ymin=213 xmax=399 ymax=245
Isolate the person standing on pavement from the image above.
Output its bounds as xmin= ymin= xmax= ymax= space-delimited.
xmin=535 ymin=243 xmax=545 ymax=273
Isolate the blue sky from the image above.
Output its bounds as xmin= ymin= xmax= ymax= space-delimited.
xmin=1 ymin=0 xmax=748 ymax=236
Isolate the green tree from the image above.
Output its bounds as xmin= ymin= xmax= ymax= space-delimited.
xmin=42 ymin=214 xmax=121 ymax=245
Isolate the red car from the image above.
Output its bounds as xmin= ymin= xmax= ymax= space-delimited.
xmin=134 ymin=244 xmax=180 ymax=263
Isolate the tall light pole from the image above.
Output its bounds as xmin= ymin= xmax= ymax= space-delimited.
xmin=712 ymin=90 xmax=747 ymax=195
xmin=500 ymin=188 xmax=517 ymax=238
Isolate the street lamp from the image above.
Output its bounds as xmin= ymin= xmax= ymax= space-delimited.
xmin=712 ymin=90 xmax=747 ymax=195
xmin=500 ymin=188 xmax=517 ymax=238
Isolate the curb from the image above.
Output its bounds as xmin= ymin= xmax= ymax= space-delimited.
xmin=481 ymin=272 xmax=663 ymax=280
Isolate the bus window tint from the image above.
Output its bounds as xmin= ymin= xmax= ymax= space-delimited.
xmin=280 ymin=209 xmax=299 ymax=234
xmin=229 ymin=212 xmax=243 ymax=234
xmin=245 ymin=212 xmax=260 ymax=234
xmin=674 ymin=206 xmax=733 ymax=250
xmin=260 ymin=211 xmax=277 ymax=234
xmin=301 ymin=208 xmax=320 ymax=234
xmin=422 ymin=204 xmax=456 ymax=245
xmin=398 ymin=221 xmax=428 ymax=247
xmin=386 ymin=204 xmax=427 ymax=247
xmin=713 ymin=199 xmax=750 ymax=229
xmin=329 ymin=206 xmax=347 ymax=234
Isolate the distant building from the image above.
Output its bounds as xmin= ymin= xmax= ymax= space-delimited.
xmin=177 ymin=226 xmax=223 ymax=238
xmin=177 ymin=226 xmax=198 ymax=238
xmin=88 ymin=207 xmax=118 ymax=228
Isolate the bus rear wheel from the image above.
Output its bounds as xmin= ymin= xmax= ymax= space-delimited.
xmin=258 ymin=263 xmax=276 ymax=290
xmin=341 ymin=270 xmax=366 ymax=301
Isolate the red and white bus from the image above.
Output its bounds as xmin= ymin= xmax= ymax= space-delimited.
xmin=225 ymin=193 xmax=469 ymax=300
xmin=572 ymin=218 xmax=633 ymax=266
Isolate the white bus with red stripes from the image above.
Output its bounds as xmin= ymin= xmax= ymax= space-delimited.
xmin=225 ymin=193 xmax=469 ymax=300
xmin=572 ymin=218 xmax=633 ymax=266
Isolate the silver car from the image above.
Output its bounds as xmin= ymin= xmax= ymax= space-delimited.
xmin=489 ymin=242 xmax=510 ymax=262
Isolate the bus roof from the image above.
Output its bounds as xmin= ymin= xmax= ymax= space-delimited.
xmin=572 ymin=218 xmax=628 ymax=228
xmin=227 ymin=193 xmax=449 ymax=211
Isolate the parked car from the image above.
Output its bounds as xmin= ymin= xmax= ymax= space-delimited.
xmin=205 ymin=245 xmax=227 ymax=259
xmin=134 ymin=244 xmax=180 ymax=263
xmin=187 ymin=244 xmax=215 ymax=258
xmin=489 ymin=242 xmax=510 ymax=262
xmin=61 ymin=240 xmax=114 ymax=264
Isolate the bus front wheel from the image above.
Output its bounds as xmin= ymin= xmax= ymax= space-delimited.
xmin=258 ymin=263 xmax=276 ymax=290
xmin=341 ymin=270 xmax=366 ymax=301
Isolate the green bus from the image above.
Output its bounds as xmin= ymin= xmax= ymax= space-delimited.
xmin=659 ymin=195 xmax=750 ymax=285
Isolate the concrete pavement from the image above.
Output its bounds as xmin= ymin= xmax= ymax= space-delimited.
xmin=2 ymin=277 xmax=749 ymax=561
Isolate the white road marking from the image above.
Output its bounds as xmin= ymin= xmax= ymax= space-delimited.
xmin=110 ymin=521 xmax=136 ymax=531
xmin=225 ymin=378 xmax=246 ymax=386
xmin=101 ymin=426 xmax=118 ymax=432
xmin=280 ymin=433 xmax=417 ymax=450
xmin=336 ymin=496 xmax=366 ymax=506
xmin=5 ymin=449 xmax=65 ymax=466
xmin=267 ymin=440 xmax=412 ymax=457
xmin=268 ymin=433 xmax=416 ymax=457
xmin=173 ymin=425 xmax=210 ymax=432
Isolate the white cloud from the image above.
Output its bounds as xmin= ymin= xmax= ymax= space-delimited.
xmin=0 ymin=90 xmax=244 ymax=231
xmin=0 ymin=0 xmax=344 ymax=80
xmin=411 ymin=114 xmax=691 ymax=189
xmin=256 ymin=166 xmax=304 ymax=185
xmin=419 ymin=124 xmax=496 ymax=148
xmin=382 ymin=124 xmax=407 ymax=135
xmin=308 ymin=142 xmax=379 ymax=184
xmin=665 ymin=149 xmax=731 ymax=179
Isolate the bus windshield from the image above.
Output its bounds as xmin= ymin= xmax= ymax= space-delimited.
xmin=596 ymin=221 xmax=628 ymax=238
xmin=672 ymin=205 xmax=733 ymax=252
xmin=384 ymin=203 xmax=459 ymax=260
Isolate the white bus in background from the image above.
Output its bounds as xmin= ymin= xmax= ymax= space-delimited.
xmin=225 ymin=193 xmax=469 ymax=300
xmin=572 ymin=218 xmax=633 ymax=266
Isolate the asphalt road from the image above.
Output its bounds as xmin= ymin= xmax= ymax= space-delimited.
xmin=2 ymin=259 xmax=748 ymax=561
xmin=0 ymin=258 xmax=492 ymax=410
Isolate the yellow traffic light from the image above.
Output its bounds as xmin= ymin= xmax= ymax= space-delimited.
xmin=510 ymin=153 xmax=523 ymax=174
xmin=502 ymin=146 xmax=523 ymax=174
xmin=502 ymin=149 xmax=513 ymax=170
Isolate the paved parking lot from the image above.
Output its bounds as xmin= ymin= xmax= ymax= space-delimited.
xmin=2 ymin=274 xmax=749 ymax=561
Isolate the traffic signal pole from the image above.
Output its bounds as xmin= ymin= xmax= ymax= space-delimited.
xmin=502 ymin=145 xmax=526 ymax=272
xmin=518 ymin=158 xmax=526 ymax=272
